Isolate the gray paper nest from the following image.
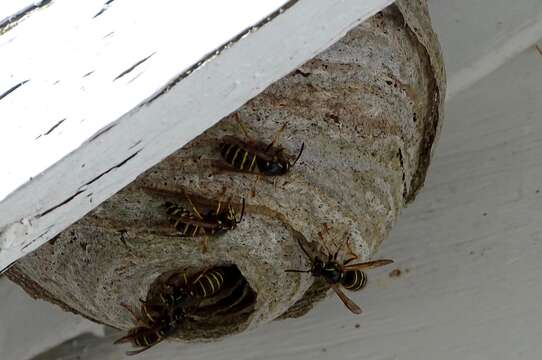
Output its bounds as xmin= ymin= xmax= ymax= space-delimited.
xmin=8 ymin=0 xmax=445 ymax=342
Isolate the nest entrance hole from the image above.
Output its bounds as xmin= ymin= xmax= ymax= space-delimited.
xmin=146 ymin=264 xmax=257 ymax=340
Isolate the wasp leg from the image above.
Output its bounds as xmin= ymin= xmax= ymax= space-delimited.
xmin=236 ymin=198 xmax=246 ymax=223
xmin=215 ymin=199 xmax=222 ymax=216
xmin=291 ymin=142 xmax=305 ymax=167
xmin=184 ymin=194 xmax=204 ymax=220
xmin=265 ymin=123 xmax=287 ymax=152
xmin=250 ymin=175 xmax=262 ymax=198
xmin=214 ymin=186 xmax=230 ymax=215
xmin=343 ymin=236 xmax=359 ymax=265
xmin=200 ymin=227 xmax=209 ymax=253
xmin=235 ymin=113 xmax=253 ymax=141
xmin=190 ymin=268 xmax=211 ymax=296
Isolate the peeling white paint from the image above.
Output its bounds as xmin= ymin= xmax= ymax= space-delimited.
xmin=0 ymin=0 xmax=290 ymax=202
xmin=0 ymin=0 xmax=39 ymax=23
xmin=0 ymin=217 xmax=33 ymax=252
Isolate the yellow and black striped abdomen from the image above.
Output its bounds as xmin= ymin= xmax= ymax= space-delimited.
xmin=133 ymin=331 xmax=160 ymax=347
xmin=141 ymin=302 xmax=165 ymax=324
xmin=165 ymin=202 xmax=191 ymax=217
xmin=165 ymin=203 xmax=202 ymax=237
xmin=192 ymin=269 xmax=225 ymax=298
xmin=341 ymin=270 xmax=367 ymax=291
xmin=220 ymin=142 xmax=258 ymax=172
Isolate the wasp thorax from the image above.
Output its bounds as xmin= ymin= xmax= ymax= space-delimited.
xmin=321 ymin=262 xmax=342 ymax=284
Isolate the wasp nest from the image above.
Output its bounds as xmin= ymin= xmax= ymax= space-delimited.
xmin=8 ymin=0 xmax=445 ymax=342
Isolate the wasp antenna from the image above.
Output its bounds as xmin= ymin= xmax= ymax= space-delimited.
xmin=291 ymin=142 xmax=305 ymax=167
xmin=285 ymin=269 xmax=311 ymax=273
xmin=296 ymin=237 xmax=313 ymax=260
xmin=237 ymin=198 xmax=246 ymax=223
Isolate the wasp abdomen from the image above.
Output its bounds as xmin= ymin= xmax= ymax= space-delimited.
xmin=193 ymin=268 xmax=225 ymax=298
xmin=220 ymin=142 xmax=258 ymax=172
xmin=141 ymin=303 xmax=166 ymax=324
xmin=164 ymin=202 xmax=191 ymax=217
xmin=134 ymin=331 xmax=160 ymax=347
xmin=341 ymin=270 xmax=367 ymax=291
xmin=165 ymin=202 xmax=202 ymax=236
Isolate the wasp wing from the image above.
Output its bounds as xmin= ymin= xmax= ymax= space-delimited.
xmin=294 ymin=236 xmax=323 ymax=261
xmin=330 ymin=284 xmax=362 ymax=314
xmin=142 ymin=186 xmax=225 ymax=215
xmin=172 ymin=217 xmax=222 ymax=229
xmin=343 ymin=259 xmax=394 ymax=271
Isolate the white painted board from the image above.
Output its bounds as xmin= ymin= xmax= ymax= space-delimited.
xmin=0 ymin=0 xmax=395 ymax=272
xmin=0 ymin=0 xmax=290 ymax=202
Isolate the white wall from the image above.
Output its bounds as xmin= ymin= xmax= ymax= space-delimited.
xmin=0 ymin=278 xmax=103 ymax=360
xmin=428 ymin=0 xmax=542 ymax=99
xmin=115 ymin=42 xmax=542 ymax=360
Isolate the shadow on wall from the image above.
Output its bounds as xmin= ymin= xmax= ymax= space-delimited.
xmin=29 ymin=328 xmax=122 ymax=360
